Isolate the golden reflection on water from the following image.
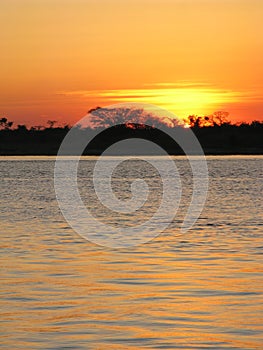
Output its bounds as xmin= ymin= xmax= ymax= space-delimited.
xmin=2 ymin=227 xmax=263 ymax=349
xmin=1 ymin=156 xmax=263 ymax=349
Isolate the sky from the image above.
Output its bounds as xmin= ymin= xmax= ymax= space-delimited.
xmin=0 ymin=0 xmax=263 ymax=127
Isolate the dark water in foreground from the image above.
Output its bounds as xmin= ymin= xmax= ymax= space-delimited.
xmin=1 ymin=156 xmax=263 ymax=349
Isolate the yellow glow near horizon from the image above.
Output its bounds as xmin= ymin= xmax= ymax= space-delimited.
xmin=59 ymin=84 xmax=242 ymax=120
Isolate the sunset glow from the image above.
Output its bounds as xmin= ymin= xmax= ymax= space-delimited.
xmin=0 ymin=0 xmax=262 ymax=126
xmin=59 ymin=83 xmax=242 ymax=121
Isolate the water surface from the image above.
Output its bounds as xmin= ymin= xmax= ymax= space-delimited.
xmin=1 ymin=156 xmax=263 ymax=349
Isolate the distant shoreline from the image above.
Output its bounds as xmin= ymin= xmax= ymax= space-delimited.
xmin=1 ymin=121 xmax=262 ymax=156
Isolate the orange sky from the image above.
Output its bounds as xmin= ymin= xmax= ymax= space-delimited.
xmin=0 ymin=0 xmax=263 ymax=126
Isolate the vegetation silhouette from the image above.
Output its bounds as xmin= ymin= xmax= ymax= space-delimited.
xmin=0 ymin=107 xmax=262 ymax=155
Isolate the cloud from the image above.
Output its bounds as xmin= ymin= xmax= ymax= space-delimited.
xmin=57 ymin=82 xmax=257 ymax=119
xmin=144 ymin=81 xmax=213 ymax=88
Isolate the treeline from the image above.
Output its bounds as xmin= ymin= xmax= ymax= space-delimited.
xmin=0 ymin=109 xmax=263 ymax=155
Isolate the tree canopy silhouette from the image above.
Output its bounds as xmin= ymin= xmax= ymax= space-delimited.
xmin=86 ymin=107 xmax=180 ymax=129
xmin=0 ymin=117 xmax=13 ymax=130
xmin=184 ymin=111 xmax=230 ymax=128
xmin=0 ymin=109 xmax=262 ymax=155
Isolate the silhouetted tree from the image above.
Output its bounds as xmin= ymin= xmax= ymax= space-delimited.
xmin=87 ymin=107 xmax=179 ymax=129
xmin=62 ymin=123 xmax=70 ymax=131
xmin=47 ymin=120 xmax=57 ymax=128
xmin=186 ymin=115 xmax=202 ymax=128
xmin=251 ymin=120 xmax=263 ymax=128
xmin=185 ymin=111 xmax=230 ymax=128
xmin=211 ymin=111 xmax=230 ymax=126
xmin=0 ymin=117 xmax=13 ymax=130
xmin=30 ymin=125 xmax=45 ymax=131
xmin=16 ymin=124 xmax=28 ymax=132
